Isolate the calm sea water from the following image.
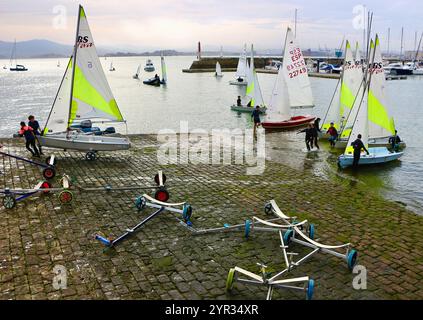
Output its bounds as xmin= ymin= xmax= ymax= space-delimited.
xmin=0 ymin=56 xmax=422 ymax=214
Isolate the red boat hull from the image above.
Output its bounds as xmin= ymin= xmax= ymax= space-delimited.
xmin=262 ymin=116 xmax=316 ymax=130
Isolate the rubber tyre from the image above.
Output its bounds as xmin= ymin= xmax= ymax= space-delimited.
xmin=135 ymin=196 xmax=147 ymax=211
xmin=40 ymin=181 xmax=52 ymax=194
xmin=85 ymin=152 xmax=96 ymax=161
xmin=154 ymin=188 xmax=169 ymax=202
xmin=264 ymin=203 xmax=272 ymax=215
xmin=308 ymin=224 xmax=315 ymax=240
xmin=226 ymin=268 xmax=236 ymax=291
xmin=154 ymin=173 xmax=167 ymax=186
xmin=42 ymin=167 xmax=56 ymax=180
xmin=283 ymin=229 xmax=294 ymax=245
xmin=306 ymin=279 xmax=315 ymax=300
xmin=182 ymin=204 xmax=192 ymax=222
xmin=347 ymin=249 xmax=358 ymax=271
xmin=3 ymin=195 xmax=16 ymax=209
xmin=244 ymin=220 xmax=251 ymax=238
xmin=59 ymin=190 xmax=73 ymax=204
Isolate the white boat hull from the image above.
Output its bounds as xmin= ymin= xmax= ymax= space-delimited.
xmin=338 ymin=147 xmax=403 ymax=168
xmin=39 ymin=133 xmax=131 ymax=152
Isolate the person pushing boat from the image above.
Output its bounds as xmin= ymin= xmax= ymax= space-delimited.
xmin=251 ymin=106 xmax=262 ymax=137
xmin=298 ymin=124 xmax=313 ymax=151
xmin=351 ymin=134 xmax=369 ymax=168
xmin=310 ymin=123 xmax=320 ymax=150
xmin=19 ymin=122 xmax=40 ymax=157
xmin=28 ymin=115 xmax=44 ymax=155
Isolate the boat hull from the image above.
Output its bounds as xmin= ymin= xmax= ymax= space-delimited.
xmin=144 ymin=67 xmax=155 ymax=72
xmin=230 ymin=105 xmax=266 ymax=114
xmin=262 ymin=116 xmax=316 ymax=130
xmin=338 ymin=147 xmax=403 ymax=168
xmin=39 ymin=134 xmax=131 ymax=152
xmin=334 ymin=137 xmax=406 ymax=149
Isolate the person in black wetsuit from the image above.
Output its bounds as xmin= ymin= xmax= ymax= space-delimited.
xmin=388 ymin=130 xmax=401 ymax=151
xmin=298 ymin=124 xmax=313 ymax=151
xmin=28 ymin=115 xmax=44 ymax=155
xmin=351 ymin=134 xmax=369 ymax=168
xmin=237 ymin=96 xmax=242 ymax=107
xmin=310 ymin=123 xmax=320 ymax=150
xmin=251 ymin=106 xmax=261 ymax=137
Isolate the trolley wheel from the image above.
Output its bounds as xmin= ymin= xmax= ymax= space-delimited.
xmin=135 ymin=196 xmax=147 ymax=211
xmin=3 ymin=195 xmax=16 ymax=209
xmin=306 ymin=279 xmax=315 ymax=300
xmin=40 ymin=181 xmax=53 ymax=194
xmin=182 ymin=204 xmax=192 ymax=222
xmin=42 ymin=167 xmax=56 ymax=180
xmin=154 ymin=188 xmax=169 ymax=202
xmin=307 ymin=224 xmax=315 ymax=240
xmin=264 ymin=203 xmax=272 ymax=215
xmin=154 ymin=172 xmax=167 ymax=186
xmin=347 ymin=249 xmax=358 ymax=271
xmin=244 ymin=220 xmax=251 ymax=238
xmin=59 ymin=190 xmax=73 ymax=204
xmin=85 ymin=152 xmax=97 ymax=161
xmin=45 ymin=156 xmax=57 ymax=166
xmin=283 ymin=229 xmax=294 ymax=245
xmin=226 ymin=268 xmax=236 ymax=291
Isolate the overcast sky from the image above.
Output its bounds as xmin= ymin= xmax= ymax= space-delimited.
xmin=0 ymin=0 xmax=422 ymax=52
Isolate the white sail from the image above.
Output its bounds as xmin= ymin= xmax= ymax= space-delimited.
xmin=245 ymin=45 xmax=265 ymax=107
xmin=136 ymin=64 xmax=141 ymax=75
xmin=70 ymin=6 xmax=123 ymax=124
xmin=235 ymin=44 xmax=247 ymax=79
xmin=266 ymin=31 xmax=292 ymax=122
xmin=321 ymin=80 xmax=341 ymax=131
xmin=215 ymin=61 xmax=222 ymax=76
xmin=344 ymin=85 xmax=368 ymax=155
xmin=161 ymin=55 xmax=167 ymax=83
xmin=368 ymin=35 xmax=396 ymax=139
xmin=283 ymin=28 xmax=314 ymax=108
xmin=43 ymin=58 xmax=74 ymax=134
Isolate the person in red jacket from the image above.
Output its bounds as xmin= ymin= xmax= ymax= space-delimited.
xmin=18 ymin=122 xmax=40 ymax=157
xmin=326 ymin=122 xmax=338 ymax=148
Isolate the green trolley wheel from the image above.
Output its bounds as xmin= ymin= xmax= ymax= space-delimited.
xmin=59 ymin=190 xmax=74 ymax=204
xmin=226 ymin=268 xmax=236 ymax=291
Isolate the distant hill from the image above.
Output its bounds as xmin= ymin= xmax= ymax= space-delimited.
xmin=0 ymin=39 xmax=73 ymax=58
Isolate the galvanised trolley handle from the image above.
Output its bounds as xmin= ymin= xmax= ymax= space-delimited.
xmin=95 ymin=207 xmax=165 ymax=247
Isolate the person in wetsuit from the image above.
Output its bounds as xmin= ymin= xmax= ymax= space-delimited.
xmin=298 ymin=124 xmax=313 ymax=151
xmin=19 ymin=122 xmax=40 ymax=157
xmin=351 ymin=134 xmax=369 ymax=168
xmin=388 ymin=130 xmax=401 ymax=151
xmin=28 ymin=115 xmax=44 ymax=155
xmin=251 ymin=106 xmax=262 ymax=137
xmin=310 ymin=123 xmax=320 ymax=150
xmin=237 ymin=96 xmax=242 ymax=107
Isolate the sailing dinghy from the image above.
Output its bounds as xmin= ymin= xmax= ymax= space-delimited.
xmin=231 ymin=45 xmax=266 ymax=113
xmin=109 ymin=61 xmax=115 ymax=71
xmin=39 ymin=5 xmax=130 ymax=160
xmin=335 ymin=37 xmax=405 ymax=149
xmin=133 ymin=65 xmax=141 ymax=79
xmin=320 ymin=41 xmax=362 ymax=139
xmin=229 ymin=45 xmax=248 ymax=86
xmin=143 ymin=54 xmax=167 ymax=86
xmin=215 ymin=61 xmax=223 ymax=77
xmin=338 ymin=36 xmax=403 ymax=168
xmin=262 ymin=27 xmax=315 ymax=130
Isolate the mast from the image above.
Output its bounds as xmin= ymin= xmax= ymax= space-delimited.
xmin=400 ymin=27 xmax=404 ymax=62
xmin=294 ymin=9 xmax=298 ymax=38
xmin=387 ymin=28 xmax=390 ymax=56
xmin=68 ymin=5 xmax=82 ymax=128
